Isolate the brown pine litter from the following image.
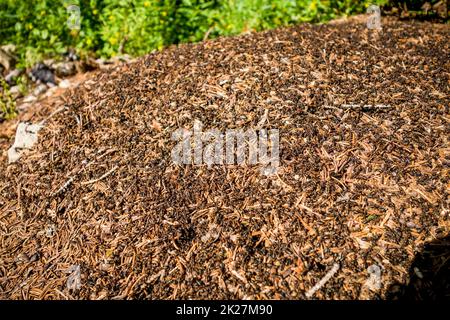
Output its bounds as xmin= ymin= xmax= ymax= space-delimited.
xmin=0 ymin=17 xmax=449 ymax=300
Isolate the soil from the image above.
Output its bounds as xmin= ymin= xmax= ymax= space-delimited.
xmin=0 ymin=17 xmax=448 ymax=300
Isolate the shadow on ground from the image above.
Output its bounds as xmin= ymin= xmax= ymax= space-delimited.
xmin=387 ymin=235 xmax=450 ymax=300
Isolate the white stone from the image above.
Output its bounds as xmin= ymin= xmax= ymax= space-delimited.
xmin=7 ymin=122 xmax=43 ymax=163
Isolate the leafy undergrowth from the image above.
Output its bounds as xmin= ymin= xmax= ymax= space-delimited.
xmin=0 ymin=79 xmax=16 ymax=122
xmin=0 ymin=0 xmax=389 ymax=68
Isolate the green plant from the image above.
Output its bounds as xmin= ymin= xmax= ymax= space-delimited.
xmin=0 ymin=78 xmax=17 ymax=122
xmin=15 ymin=74 xmax=29 ymax=96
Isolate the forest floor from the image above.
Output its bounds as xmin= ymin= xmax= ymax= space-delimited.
xmin=0 ymin=16 xmax=448 ymax=300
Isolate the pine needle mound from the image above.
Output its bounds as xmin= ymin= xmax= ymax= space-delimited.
xmin=0 ymin=17 xmax=448 ymax=299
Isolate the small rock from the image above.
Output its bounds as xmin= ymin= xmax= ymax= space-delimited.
xmin=95 ymin=58 xmax=107 ymax=65
xmin=22 ymin=95 xmax=37 ymax=103
xmin=45 ymin=86 xmax=58 ymax=97
xmin=1 ymin=44 xmax=16 ymax=55
xmin=8 ymin=85 xmax=22 ymax=99
xmin=95 ymin=58 xmax=112 ymax=70
xmin=30 ymin=63 xmax=56 ymax=85
xmin=17 ymin=102 xmax=31 ymax=112
xmin=79 ymin=57 xmax=99 ymax=72
xmin=33 ymin=83 xmax=48 ymax=96
xmin=111 ymin=54 xmax=132 ymax=64
xmin=43 ymin=59 xmax=56 ymax=68
xmin=15 ymin=253 xmax=29 ymax=263
xmin=414 ymin=267 xmax=423 ymax=279
xmin=63 ymin=49 xmax=79 ymax=61
xmin=0 ymin=47 xmax=16 ymax=71
xmin=29 ymin=253 xmax=40 ymax=262
xmin=5 ymin=69 xmax=22 ymax=84
xmin=54 ymin=61 xmax=77 ymax=77
xmin=337 ymin=193 xmax=350 ymax=202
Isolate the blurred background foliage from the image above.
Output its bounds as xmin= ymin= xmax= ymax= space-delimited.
xmin=0 ymin=0 xmax=391 ymax=67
